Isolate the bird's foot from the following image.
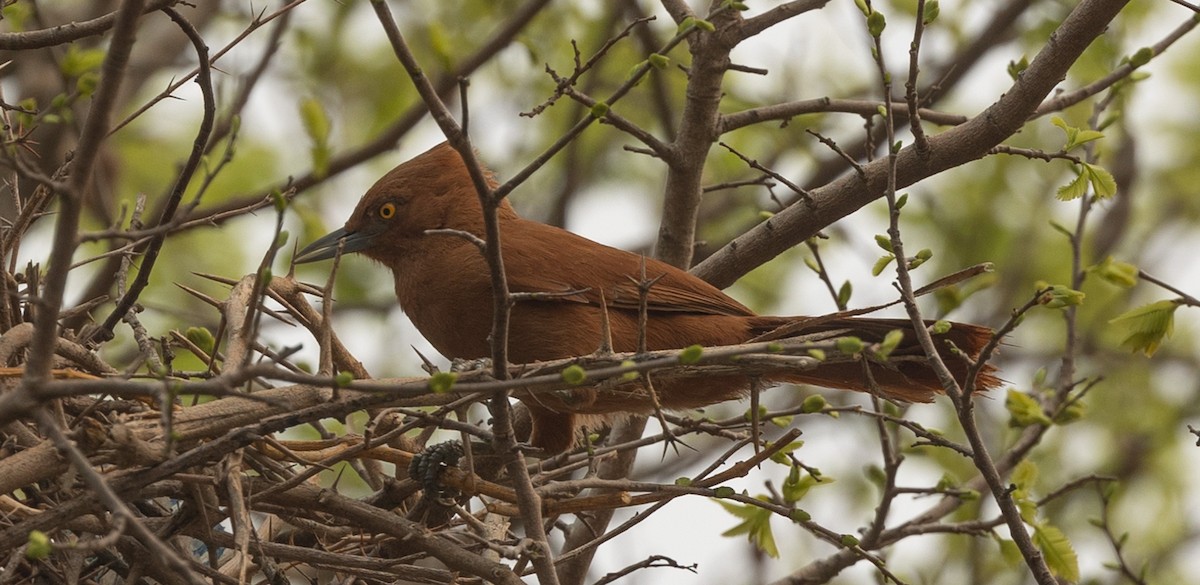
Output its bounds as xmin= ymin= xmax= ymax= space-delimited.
xmin=408 ymin=441 xmax=464 ymax=506
xmin=450 ymin=357 xmax=493 ymax=373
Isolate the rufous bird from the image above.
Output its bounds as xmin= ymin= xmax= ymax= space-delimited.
xmin=295 ymin=143 xmax=999 ymax=454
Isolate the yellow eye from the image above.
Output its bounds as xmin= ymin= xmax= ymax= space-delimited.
xmin=379 ymin=202 xmax=396 ymax=219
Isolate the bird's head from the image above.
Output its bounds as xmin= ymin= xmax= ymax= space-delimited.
xmin=294 ymin=142 xmax=516 ymax=264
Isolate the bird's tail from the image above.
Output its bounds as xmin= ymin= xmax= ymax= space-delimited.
xmin=746 ymin=315 xmax=1001 ymax=402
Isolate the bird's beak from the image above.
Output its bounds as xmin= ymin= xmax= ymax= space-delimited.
xmin=294 ymin=226 xmax=380 ymax=264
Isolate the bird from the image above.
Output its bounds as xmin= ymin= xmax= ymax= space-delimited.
xmin=295 ymin=143 xmax=999 ymax=454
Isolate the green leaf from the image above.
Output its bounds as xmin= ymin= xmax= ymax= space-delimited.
xmin=993 ymin=534 xmax=1023 ymax=567
xmin=75 ymin=71 xmax=100 ymax=97
xmin=677 ymin=16 xmax=697 ymax=34
xmin=866 ymin=10 xmax=887 ymax=37
xmin=184 ymin=326 xmax=215 ymax=354
xmin=300 ymin=97 xmax=330 ymax=143
xmin=1056 ymin=168 xmax=1089 ymax=201
xmin=1037 ymin=284 xmax=1085 ymax=309
xmin=589 ymin=102 xmax=609 ymax=118
xmin=767 ymin=439 xmax=804 ymax=465
xmin=422 ymin=20 xmax=452 ymax=68
xmin=840 ymin=533 xmax=860 ymax=547
xmin=561 ymin=364 xmax=587 ymax=385
xmin=1051 ymin=116 xmax=1075 ymax=143
xmin=1128 ymin=46 xmax=1154 ymax=68
xmin=836 ymin=280 xmax=853 ymax=308
xmin=1016 ymin=493 xmax=1039 ymax=525
xmin=783 ymin=468 xmax=834 ymax=503
xmin=801 ymin=394 xmax=827 ymax=414
xmin=626 ymin=60 xmax=650 ymax=81
xmin=1007 ymin=55 xmax=1029 ymax=80
xmin=1088 ymin=256 xmax=1138 ymax=288
xmin=807 ymin=348 xmax=826 ymax=361
xmin=25 ymin=530 xmax=51 ymax=559
xmin=299 ymin=98 xmax=331 ymax=178
xmin=790 ymin=509 xmax=811 ymax=523
xmin=1109 ymin=299 xmax=1181 ymax=356
xmin=874 ymin=234 xmax=894 ymax=252
xmin=679 ymin=344 xmax=704 ymax=364
xmin=922 ymin=0 xmax=940 ymax=24
xmin=648 ymin=53 xmax=670 ymax=69
xmin=60 ymin=45 xmax=106 ymax=78
xmin=872 ymin=254 xmax=895 ymax=276
xmin=1005 ymin=389 xmax=1051 ymax=427
xmin=1054 ymin=400 xmax=1086 ymax=425
xmin=674 ymin=477 xmax=693 ymax=486
xmin=716 ymin=500 xmax=779 ymax=557
xmin=1011 ymin=459 xmax=1039 ymax=491
xmin=935 ymin=472 xmax=958 ymax=491
xmin=695 ymin=18 xmax=716 ymax=32
xmin=1052 ymin=116 xmax=1104 ymax=151
xmin=930 ymin=320 xmax=952 ymax=335
xmin=619 ymin=360 xmax=640 ymax=381
xmin=744 ymin=404 xmax=769 ymax=422
xmin=334 ymin=371 xmax=354 ymax=388
xmin=864 ymin=464 xmax=886 ymax=488
xmin=2 ymin=3 xmax=33 ymax=30
xmin=853 ymin=0 xmax=870 ymax=17
xmin=1034 ymin=523 xmax=1080 ymax=582
xmin=271 ymin=189 xmax=288 ymax=213
xmin=875 ymin=329 xmax=904 ymax=359
xmin=836 ymin=336 xmax=864 ymax=355
xmin=1084 ymin=163 xmax=1118 ymax=198
xmin=907 ymin=255 xmax=929 ymax=270
xmin=1074 ymin=129 xmax=1106 ymax=147
xmin=429 ymin=371 xmax=458 ymax=393
xmin=1033 ymin=367 xmax=1048 ymax=388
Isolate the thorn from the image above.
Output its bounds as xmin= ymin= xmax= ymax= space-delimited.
xmin=287 ymin=239 xmax=299 ymax=279
xmin=597 ymin=289 xmax=613 ymax=355
xmin=413 ymin=345 xmax=439 ymax=375
xmin=192 ymin=271 xmax=238 ymax=286
xmin=60 ymin=295 xmax=110 ymax=320
xmin=175 ymin=283 xmax=223 ymax=309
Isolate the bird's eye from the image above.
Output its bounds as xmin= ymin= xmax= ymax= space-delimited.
xmin=379 ymin=202 xmax=397 ymax=219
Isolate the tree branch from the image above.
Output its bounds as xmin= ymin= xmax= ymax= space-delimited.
xmin=692 ymin=0 xmax=1133 ymax=289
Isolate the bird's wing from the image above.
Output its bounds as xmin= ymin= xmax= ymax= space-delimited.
xmin=501 ymin=219 xmax=755 ymax=317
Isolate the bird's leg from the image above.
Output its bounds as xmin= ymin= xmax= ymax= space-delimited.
xmin=450 ymin=356 xmax=493 ymax=373
xmin=407 ymin=440 xmax=465 ymax=507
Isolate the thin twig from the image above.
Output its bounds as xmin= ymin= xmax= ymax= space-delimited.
xmin=87 ymin=7 xmax=217 ymax=344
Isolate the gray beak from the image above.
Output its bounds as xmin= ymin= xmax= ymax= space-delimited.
xmin=294 ymin=226 xmax=379 ymax=263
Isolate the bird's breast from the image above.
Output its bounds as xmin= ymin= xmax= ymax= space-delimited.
xmin=389 ymin=243 xmax=497 ymax=359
